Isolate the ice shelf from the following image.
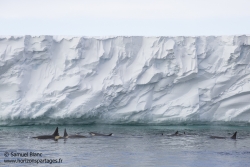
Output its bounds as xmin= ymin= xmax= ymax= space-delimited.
xmin=1 ymin=35 xmax=250 ymax=125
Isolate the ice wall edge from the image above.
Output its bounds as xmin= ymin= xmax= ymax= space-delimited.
xmin=1 ymin=35 xmax=250 ymax=125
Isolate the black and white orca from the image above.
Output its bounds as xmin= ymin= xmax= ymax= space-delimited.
xmin=62 ymin=129 xmax=86 ymax=139
xmin=89 ymin=132 xmax=113 ymax=136
xmin=32 ymin=127 xmax=60 ymax=140
xmin=170 ymin=131 xmax=185 ymax=136
xmin=210 ymin=132 xmax=237 ymax=139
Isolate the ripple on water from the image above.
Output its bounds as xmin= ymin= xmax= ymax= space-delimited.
xmin=0 ymin=125 xmax=250 ymax=167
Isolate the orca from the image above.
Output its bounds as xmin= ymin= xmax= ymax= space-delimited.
xmin=172 ymin=131 xmax=179 ymax=136
xmin=231 ymin=131 xmax=237 ymax=139
xmin=168 ymin=131 xmax=186 ymax=136
xmin=210 ymin=132 xmax=237 ymax=139
xmin=62 ymin=129 xmax=85 ymax=139
xmin=89 ymin=132 xmax=113 ymax=136
xmin=32 ymin=127 xmax=60 ymax=140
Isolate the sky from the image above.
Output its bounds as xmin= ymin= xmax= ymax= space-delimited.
xmin=0 ymin=0 xmax=250 ymax=36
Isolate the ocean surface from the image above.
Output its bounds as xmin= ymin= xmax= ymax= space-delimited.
xmin=0 ymin=124 xmax=250 ymax=167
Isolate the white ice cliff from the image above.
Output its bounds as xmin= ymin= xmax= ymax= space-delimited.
xmin=0 ymin=35 xmax=250 ymax=125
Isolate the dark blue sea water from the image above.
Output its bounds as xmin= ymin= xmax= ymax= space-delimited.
xmin=0 ymin=124 xmax=250 ymax=167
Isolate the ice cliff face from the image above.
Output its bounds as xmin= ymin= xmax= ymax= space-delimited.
xmin=1 ymin=35 xmax=250 ymax=125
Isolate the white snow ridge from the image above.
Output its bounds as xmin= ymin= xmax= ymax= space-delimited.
xmin=1 ymin=35 xmax=250 ymax=125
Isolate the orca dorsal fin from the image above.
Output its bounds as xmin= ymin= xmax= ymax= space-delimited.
xmin=231 ymin=131 xmax=237 ymax=139
xmin=175 ymin=131 xmax=178 ymax=135
xmin=64 ymin=129 xmax=68 ymax=137
xmin=52 ymin=127 xmax=59 ymax=136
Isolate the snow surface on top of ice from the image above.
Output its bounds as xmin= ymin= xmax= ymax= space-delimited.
xmin=1 ymin=35 xmax=250 ymax=125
